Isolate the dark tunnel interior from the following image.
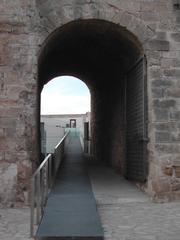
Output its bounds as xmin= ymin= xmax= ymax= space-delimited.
xmin=38 ymin=19 xmax=145 ymax=178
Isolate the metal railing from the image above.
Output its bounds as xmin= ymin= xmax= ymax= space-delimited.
xmin=30 ymin=132 xmax=69 ymax=237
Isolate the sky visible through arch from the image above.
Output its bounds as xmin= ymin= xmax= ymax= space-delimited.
xmin=41 ymin=76 xmax=90 ymax=115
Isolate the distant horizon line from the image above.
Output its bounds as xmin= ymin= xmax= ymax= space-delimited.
xmin=41 ymin=112 xmax=91 ymax=117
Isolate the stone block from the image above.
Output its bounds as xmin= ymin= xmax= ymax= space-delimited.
xmin=146 ymin=40 xmax=169 ymax=51
xmin=149 ymin=67 xmax=162 ymax=79
xmin=0 ymin=151 xmax=5 ymax=161
xmin=174 ymin=166 xmax=180 ymax=178
xmin=176 ymin=15 xmax=180 ymax=24
xmin=162 ymin=50 xmax=180 ymax=58
xmin=163 ymin=166 xmax=173 ymax=176
xmin=140 ymin=2 xmax=155 ymax=12
xmin=171 ymin=32 xmax=180 ymax=42
xmin=141 ymin=1 xmax=169 ymax=12
xmin=0 ymin=163 xmax=17 ymax=207
xmin=155 ymin=122 xmax=177 ymax=131
xmin=158 ymin=19 xmax=174 ymax=31
xmin=155 ymin=144 xmax=180 ymax=154
xmin=151 ymin=79 xmax=173 ymax=88
xmin=5 ymin=127 xmax=16 ymax=138
xmin=164 ymin=69 xmax=180 ymax=77
xmin=161 ymin=58 xmax=180 ymax=68
xmin=154 ymin=108 xmax=169 ymax=121
xmin=0 ymin=128 xmax=5 ymax=138
xmin=0 ymin=44 xmax=6 ymax=66
xmin=166 ymin=88 xmax=180 ymax=98
xmin=172 ymin=133 xmax=180 ymax=142
xmin=147 ymin=50 xmax=161 ymax=66
xmin=170 ymin=111 xmax=180 ymax=121
xmin=173 ymin=158 xmax=180 ymax=166
xmin=152 ymin=177 xmax=171 ymax=194
xmin=152 ymin=88 xmax=164 ymax=98
xmin=153 ymin=99 xmax=176 ymax=108
xmin=171 ymin=180 xmax=180 ymax=191
xmin=0 ymin=118 xmax=17 ymax=128
xmin=140 ymin=12 xmax=159 ymax=22
xmin=155 ymin=131 xmax=171 ymax=143
xmin=0 ymin=22 xmax=26 ymax=34
xmin=156 ymin=31 xmax=167 ymax=40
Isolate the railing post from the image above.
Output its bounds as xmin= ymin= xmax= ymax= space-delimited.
xmin=30 ymin=177 xmax=35 ymax=237
xmin=45 ymin=161 xmax=48 ymax=202
xmin=49 ymin=155 xmax=52 ymax=188
xmin=36 ymin=172 xmax=41 ymax=224
xmin=41 ymin=168 xmax=44 ymax=212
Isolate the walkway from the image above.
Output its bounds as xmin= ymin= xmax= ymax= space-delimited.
xmin=36 ymin=135 xmax=103 ymax=239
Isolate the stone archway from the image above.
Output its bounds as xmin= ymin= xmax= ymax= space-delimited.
xmin=37 ymin=18 xmax=149 ymax=187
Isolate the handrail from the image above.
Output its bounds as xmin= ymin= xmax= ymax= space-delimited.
xmin=30 ymin=131 xmax=69 ymax=237
xmin=33 ymin=153 xmax=52 ymax=178
xmin=54 ymin=131 xmax=69 ymax=149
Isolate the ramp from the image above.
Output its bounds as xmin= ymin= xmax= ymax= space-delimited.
xmin=36 ymin=135 xmax=104 ymax=240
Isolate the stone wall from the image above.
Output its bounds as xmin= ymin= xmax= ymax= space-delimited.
xmin=0 ymin=0 xmax=180 ymax=206
xmin=0 ymin=0 xmax=39 ymax=206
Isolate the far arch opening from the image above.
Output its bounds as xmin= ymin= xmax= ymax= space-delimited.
xmin=40 ymin=75 xmax=91 ymax=157
xmin=38 ymin=19 xmax=148 ymax=183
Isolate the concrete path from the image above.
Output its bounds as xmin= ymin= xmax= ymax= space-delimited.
xmin=36 ymin=135 xmax=103 ymax=239
xmin=88 ymin=160 xmax=180 ymax=240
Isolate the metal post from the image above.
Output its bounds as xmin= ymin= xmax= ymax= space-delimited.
xmin=41 ymin=169 xmax=45 ymax=213
xmin=45 ymin=161 xmax=48 ymax=201
xmin=49 ymin=155 xmax=52 ymax=188
xmin=36 ymin=172 xmax=41 ymax=224
xmin=30 ymin=177 xmax=35 ymax=237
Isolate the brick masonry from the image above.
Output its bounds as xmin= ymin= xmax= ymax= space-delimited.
xmin=0 ymin=0 xmax=180 ymax=206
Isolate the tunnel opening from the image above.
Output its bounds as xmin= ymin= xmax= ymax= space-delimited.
xmin=38 ymin=19 xmax=148 ymax=183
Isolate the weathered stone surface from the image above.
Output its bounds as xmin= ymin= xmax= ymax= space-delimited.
xmin=146 ymin=40 xmax=169 ymax=51
xmin=153 ymin=99 xmax=176 ymax=109
xmin=161 ymin=58 xmax=180 ymax=68
xmin=155 ymin=122 xmax=178 ymax=131
xmin=155 ymin=144 xmax=180 ymax=154
xmin=164 ymin=69 xmax=180 ymax=77
xmin=149 ymin=67 xmax=162 ymax=79
xmin=156 ymin=31 xmax=167 ymax=40
xmin=163 ymin=165 xmax=173 ymax=176
xmin=170 ymin=111 xmax=180 ymax=121
xmin=151 ymin=177 xmax=171 ymax=194
xmin=174 ymin=166 xmax=180 ymax=178
xmin=0 ymin=163 xmax=17 ymax=207
xmin=151 ymin=79 xmax=173 ymax=88
xmin=171 ymin=32 xmax=180 ymax=42
xmin=166 ymin=88 xmax=180 ymax=98
xmin=152 ymin=88 xmax=164 ymax=98
xmin=154 ymin=108 xmax=169 ymax=122
xmin=155 ymin=131 xmax=171 ymax=143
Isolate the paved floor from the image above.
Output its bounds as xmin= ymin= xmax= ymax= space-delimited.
xmin=88 ymin=160 xmax=180 ymax=240
xmin=0 ymin=207 xmax=32 ymax=240
xmin=1 ymin=149 xmax=180 ymax=239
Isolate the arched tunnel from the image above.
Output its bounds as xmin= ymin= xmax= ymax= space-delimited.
xmin=38 ymin=19 xmax=148 ymax=182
